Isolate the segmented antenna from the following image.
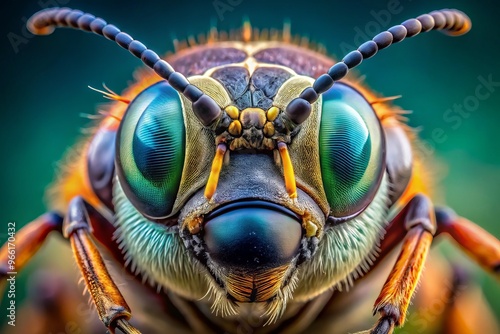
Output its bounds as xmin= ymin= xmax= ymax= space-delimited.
xmin=28 ymin=8 xmax=471 ymax=128
xmin=27 ymin=7 xmax=221 ymax=127
xmin=284 ymin=9 xmax=471 ymax=125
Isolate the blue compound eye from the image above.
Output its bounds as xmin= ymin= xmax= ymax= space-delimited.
xmin=319 ymin=83 xmax=385 ymax=218
xmin=116 ymin=81 xmax=185 ymax=218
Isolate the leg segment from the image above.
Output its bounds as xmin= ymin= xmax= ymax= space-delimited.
xmin=64 ymin=196 xmax=140 ymax=334
xmin=85 ymin=202 xmax=126 ymax=266
xmin=370 ymin=195 xmax=436 ymax=334
xmin=440 ymin=265 xmax=500 ymax=334
xmin=435 ymin=207 xmax=500 ymax=276
xmin=0 ymin=212 xmax=63 ymax=279
xmin=367 ymin=198 xmax=500 ymax=334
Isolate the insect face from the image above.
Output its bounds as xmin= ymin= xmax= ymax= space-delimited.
xmin=111 ymin=57 xmax=389 ymax=318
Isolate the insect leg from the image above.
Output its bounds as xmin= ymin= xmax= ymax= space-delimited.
xmin=85 ymin=202 xmax=126 ymax=267
xmin=440 ymin=265 xmax=500 ymax=333
xmin=0 ymin=212 xmax=63 ymax=281
xmin=370 ymin=194 xmax=436 ymax=334
xmin=64 ymin=196 xmax=140 ymax=334
xmin=435 ymin=207 xmax=500 ymax=276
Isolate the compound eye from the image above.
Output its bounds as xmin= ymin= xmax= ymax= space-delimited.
xmin=116 ymin=81 xmax=185 ymax=218
xmin=319 ymin=83 xmax=384 ymax=218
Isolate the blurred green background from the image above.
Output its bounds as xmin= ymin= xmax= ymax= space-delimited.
xmin=1 ymin=0 xmax=499 ymax=331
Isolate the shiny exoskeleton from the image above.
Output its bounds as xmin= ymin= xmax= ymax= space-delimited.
xmin=1 ymin=6 xmax=499 ymax=334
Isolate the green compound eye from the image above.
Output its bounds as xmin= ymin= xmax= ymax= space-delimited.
xmin=116 ymin=81 xmax=185 ymax=218
xmin=319 ymin=83 xmax=385 ymax=218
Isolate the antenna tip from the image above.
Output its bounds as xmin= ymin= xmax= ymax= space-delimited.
xmin=438 ymin=9 xmax=472 ymax=36
xmin=27 ymin=8 xmax=58 ymax=35
xmin=449 ymin=14 xmax=471 ymax=36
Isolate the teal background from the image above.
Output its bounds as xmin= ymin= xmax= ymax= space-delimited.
xmin=1 ymin=0 xmax=499 ymax=331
